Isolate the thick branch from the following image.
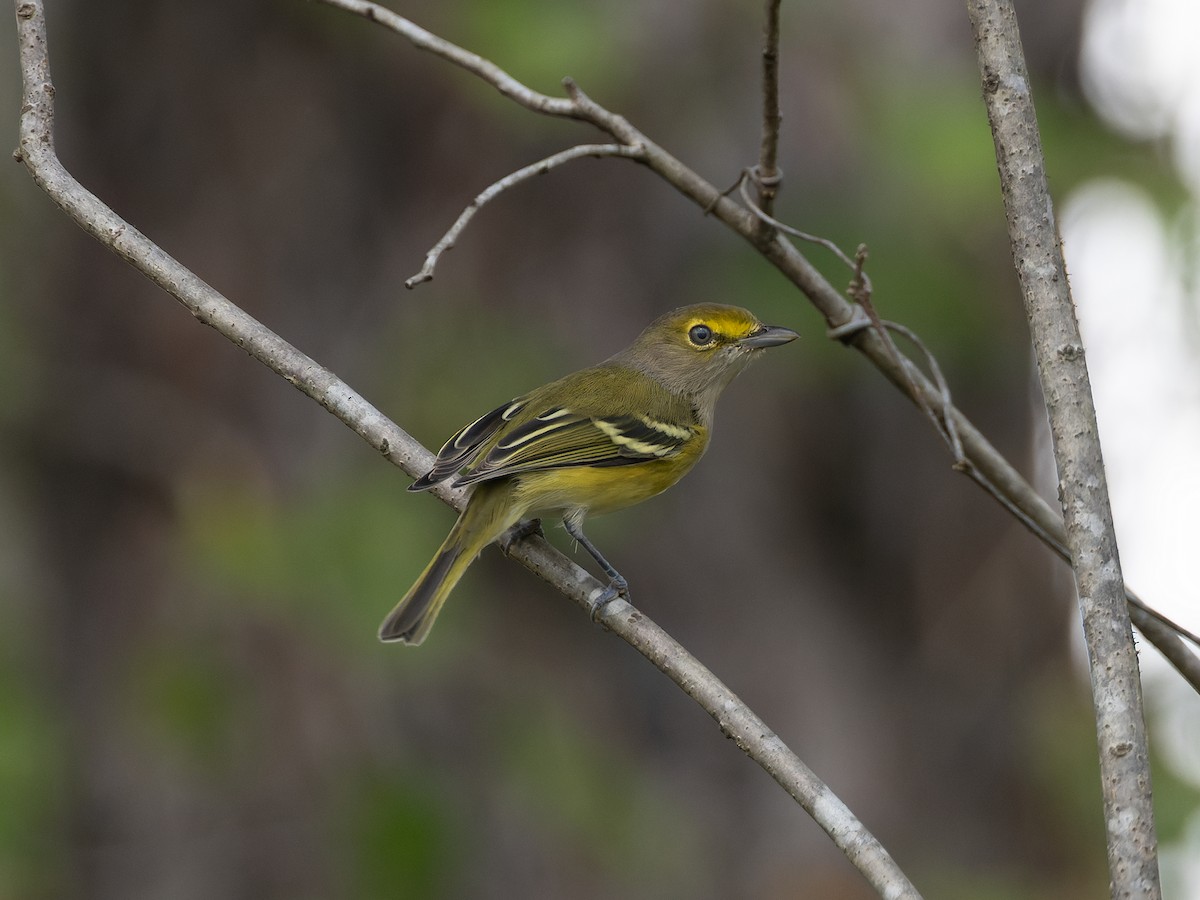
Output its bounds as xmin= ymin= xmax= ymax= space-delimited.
xmin=312 ymin=0 xmax=1200 ymax=693
xmin=966 ymin=2 xmax=1160 ymax=896
xmin=11 ymin=3 xmax=921 ymax=898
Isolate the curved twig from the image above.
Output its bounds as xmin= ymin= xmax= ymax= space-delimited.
xmin=738 ymin=168 xmax=867 ymax=285
xmin=407 ymin=143 xmax=644 ymax=288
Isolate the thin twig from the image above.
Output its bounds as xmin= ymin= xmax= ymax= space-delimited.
xmin=309 ymin=0 xmax=1200 ymax=695
xmin=407 ymin=143 xmax=643 ymax=288
xmin=1126 ymin=593 xmax=1200 ymax=648
xmin=812 ymin=240 xmax=945 ymax=454
xmin=11 ymin=4 xmax=921 ymax=899
xmin=319 ymin=0 xmax=579 ymax=119
xmin=883 ymin=321 xmax=964 ymax=462
xmin=737 ymin=170 xmax=866 ymax=286
xmin=968 ymin=1 xmax=1160 ymax=895
xmin=827 ymin=308 xmax=964 ymax=464
xmin=757 ymin=0 xmax=783 ymax=220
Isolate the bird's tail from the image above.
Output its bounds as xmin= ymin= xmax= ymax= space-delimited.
xmin=379 ymin=482 xmax=516 ymax=645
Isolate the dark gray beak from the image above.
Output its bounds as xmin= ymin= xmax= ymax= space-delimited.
xmin=738 ymin=324 xmax=799 ymax=348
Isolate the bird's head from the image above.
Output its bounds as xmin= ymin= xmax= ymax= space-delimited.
xmin=619 ymin=303 xmax=798 ymax=415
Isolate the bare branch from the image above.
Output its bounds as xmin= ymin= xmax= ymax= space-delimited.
xmin=407 ymin=143 xmax=644 ymax=288
xmin=318 ymin=0 xmax=579 ymax=119
xmin=738 ymin=169 xmax=865 ymax=283
xmin=1127 ymin=596 xmax=1200 ymax=649
xmin=11 ymin=3 xmax=921 ymax=898
xmin=882 ymin=320 xmax=964 ymax=461
xmin=757 ymin=0 xmax=783 ymax=218
xmin=967 ymin=1 xmax=1160 ymax=895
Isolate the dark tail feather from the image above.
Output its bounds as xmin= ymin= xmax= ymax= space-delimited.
xmin=378 ymin=542 xmax=465 ymax=644
xmin=381 ymin=480 xmax=515 ymax=646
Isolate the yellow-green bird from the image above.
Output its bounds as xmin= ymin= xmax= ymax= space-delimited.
xmin=381 ymin=303 xmax=798 ymax=644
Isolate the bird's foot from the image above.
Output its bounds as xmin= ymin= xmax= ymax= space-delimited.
xmin=589 ymin=574 xmax=629 ymax=623
xmin=499 ymin=518 xmax=543 ymax=556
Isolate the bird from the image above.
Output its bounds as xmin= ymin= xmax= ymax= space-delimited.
xmin=380 ymin=303 xmax=799 ymax=644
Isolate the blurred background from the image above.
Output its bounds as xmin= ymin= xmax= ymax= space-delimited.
xmin=1 ymin=0 xmax=1198 ymax=897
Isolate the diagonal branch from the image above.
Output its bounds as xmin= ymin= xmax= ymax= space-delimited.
xmin=11 ymin=3 xmax=921 ymax=898
xmin=313 ymin=0 xmax=1200 ymax=694
xmin=967 ymin=1 xmax=1160 ymax=894
xmin=320 ymin=0 xmax=578 ymax=118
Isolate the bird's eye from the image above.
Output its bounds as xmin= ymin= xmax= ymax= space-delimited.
xmin=688 ymin=324 xmax=714 ymax=346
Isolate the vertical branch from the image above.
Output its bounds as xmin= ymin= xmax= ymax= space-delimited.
xmin=757 ymin=0 xmax=783 ymax=220
xmin=966 ymin=2 xmax=1161 ymax=897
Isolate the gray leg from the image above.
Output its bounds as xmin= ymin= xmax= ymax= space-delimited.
xmin=561 ymin=515 xmax=629 ymax=617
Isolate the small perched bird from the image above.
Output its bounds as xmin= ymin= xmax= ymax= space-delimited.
xmin=381 ymin=303 xmax=798 ymax=645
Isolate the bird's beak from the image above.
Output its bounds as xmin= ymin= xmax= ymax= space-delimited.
xmin=738 ymin=324 xmax=799 ymax=348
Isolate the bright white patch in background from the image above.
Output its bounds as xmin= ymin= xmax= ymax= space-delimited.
xmin=1062 ymin=182 xmax=1200 ymax=651
xmin=1071 ymin=1 xmax=1200 ymax=895
xmin=1081 ymin=0 xmax=1200 ymax=137
xmin=1082 ymin=0 xmax=1200 ymax=191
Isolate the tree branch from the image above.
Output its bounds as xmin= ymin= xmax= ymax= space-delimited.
xmin=312 ymin=0 xmax=1200 ymax=695
xmin=11 ymin=2 xmax=921 ymax=897
xmin=966 ymin=1 xmax=1161 ymax=896
xmin=757 ymin=0 xmax=783 ymax=219
xmin=406 ymin=143 xmax=644 ymax=288
xmin=319 ymin=0 xmax=579 ymax=119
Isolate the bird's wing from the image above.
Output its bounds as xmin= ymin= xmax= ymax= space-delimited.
xmin=454 ymin=406 xmax=698 ymax=487
xmin=408 ymin=397 xmax=529 ymax=491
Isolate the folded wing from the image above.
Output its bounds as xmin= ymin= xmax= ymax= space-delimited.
xmin=455 ymin=406 xmax=696 ymax=486
xmin=408 ymin=397 xmax=528 ymax=491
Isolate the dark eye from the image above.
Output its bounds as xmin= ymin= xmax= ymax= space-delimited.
xmin=688 ymin=324 xmax=714 ymax=346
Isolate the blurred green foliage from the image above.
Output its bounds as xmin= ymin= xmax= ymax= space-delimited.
xmin=344 ymin=772 xmax=459 ymax=899
xmin=181 ymin=469 xmax=435 ymax=646
xmin=493 ymin=696 xmax=701 ymax=891
xmin=0 ymin=670 xmax=60 ymax=899
xmin=127 ymin=641 xmax=241 ymax=774
xmin=455 ymin=0 xmax=625 ymax=98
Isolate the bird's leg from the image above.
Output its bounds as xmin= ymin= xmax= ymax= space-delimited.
xmin=561 ymin=516 xmax=629 ymax=619
xmin=498 ymin=518 xmax=543 ymax=556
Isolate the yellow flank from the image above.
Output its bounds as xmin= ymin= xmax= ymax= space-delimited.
xmin=512 ymin=431 xmax=708 ymax=516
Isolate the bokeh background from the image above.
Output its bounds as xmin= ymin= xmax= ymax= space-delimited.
xmin=1 ymin=0 xmax=1198 ymax=898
